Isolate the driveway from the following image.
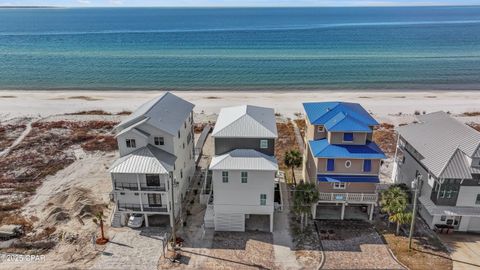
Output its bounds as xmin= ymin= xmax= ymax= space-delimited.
xmin=439 ymin=233 xmax=480 ymax=269
xmin=91 ymin=227 xmax=168 ymax=270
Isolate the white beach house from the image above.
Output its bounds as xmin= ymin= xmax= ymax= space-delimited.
xmin=109 ymin=92 xmax=195 ymax=227
xmin=204 ymin=105 xmax=278 ymax=232
xmin=392 ymin=111 xmax=480 ymax=232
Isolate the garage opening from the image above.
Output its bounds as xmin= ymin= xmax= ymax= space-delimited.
xmin=245 ymin=214 xmax=270 ymax=232
xmin=148 ymin=214 xmax=170 ymax=227
xmin=344 ymin=205 xmax=370 ymax=220
xmin=315 ymin=203 xmax=342 ymax=220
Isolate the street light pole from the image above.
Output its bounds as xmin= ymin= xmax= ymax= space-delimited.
xmin=409 ymin=174 xmax=422 ymax=251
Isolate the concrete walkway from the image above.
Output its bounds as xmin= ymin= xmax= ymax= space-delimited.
xmin=272 ymin=179 xmax=301 ymax=269
xmin=439 ymin=233 xmax=480 ymax=269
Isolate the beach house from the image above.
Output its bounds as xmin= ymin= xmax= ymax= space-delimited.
xmin=302 ymin=102 xmax=385 ymax=220
xmin=109 ymin=92 xmax=195 ymax=227
xmin=204 ymin=105 xmax=278 ymax=232
xmin=392 ymin=111 xmax=480 ymax=232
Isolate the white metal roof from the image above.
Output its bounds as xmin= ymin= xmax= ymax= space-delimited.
xmin=116 ymin=92 xmax=194 ymax=136
xmin=397 ymin=111 xmax=480 ymax=179
xmin=420 ymin=196 xmax=480 ymax=217
xmin=109 ymin=145 xmax=176 ymax=174
xmin=212 ymin=105 xmax=277 ymax=138
xmin=209 ymin=149 xmax=278 ymax=171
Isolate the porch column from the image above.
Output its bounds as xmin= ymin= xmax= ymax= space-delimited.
xmin=270 ymin=214 xmax=274 ymax=232
xmin=340 ymin=203 xmax=346 ymax=220
xmin=145 ymin=214 xmax=149 ymax=227
xmin=369 ymin=204 xmax=374 ymax=220
xmin=311 ymin=203 xmax=317 ymax=219
xmin=139 ymin=193 xmax=144 ymax=212
xmin=136 ymin=174 xmax=141 ymax=190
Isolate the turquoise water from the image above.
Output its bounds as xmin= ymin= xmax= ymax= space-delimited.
xmin=0 ymin=7 xmax=480 ymax=90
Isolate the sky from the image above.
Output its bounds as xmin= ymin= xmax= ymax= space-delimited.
xmin=1 ymin=0 xmax=480 ymax=7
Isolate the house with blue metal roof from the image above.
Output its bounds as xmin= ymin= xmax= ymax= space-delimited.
xmin=302 ymin=101 xmax=385 ymax=221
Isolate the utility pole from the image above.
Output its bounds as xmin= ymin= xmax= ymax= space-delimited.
xmin=169 ymin=172 xmax=177 ymax=249
xmin=409 ymin=174 xmax=422 ymax=251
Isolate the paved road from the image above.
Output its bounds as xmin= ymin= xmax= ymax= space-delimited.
xmin=439 ymin=233 xmax=480 ymax=269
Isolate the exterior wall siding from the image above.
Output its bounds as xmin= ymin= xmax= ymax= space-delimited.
xmin=457 ymin=186 xmax=480 ymax=207
xmin=328 ymin=132 xmax=367 ymax=145
xmin=117 ymin=131 xmax=148 ymax=157
xmin=211 ymin=169 xmax=275 ymax=215
xmin=317 ymin=182 xmax=377 ymax=193
xmin=317 ymin=158 xmax=380 ymax=175
xmin=214 ymin=138 xmax=275 ymax=156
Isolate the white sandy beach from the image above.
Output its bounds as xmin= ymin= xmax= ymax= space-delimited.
xmin=1 ymin=90 xmax=480 ymax=125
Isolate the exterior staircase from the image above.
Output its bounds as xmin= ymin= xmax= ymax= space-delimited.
xmin=110 ymin=207 xmax=122 ymax=228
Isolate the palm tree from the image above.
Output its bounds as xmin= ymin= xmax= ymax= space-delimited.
xmin=93 ymin=211 xmax=108 ymax=245
xmin=293 ymin=182 xmax=319 ymax=231
xmin=380 ymin=186 xmax=410 ymax=235
xmin=284 ymin=149 xmax=302 ymax=184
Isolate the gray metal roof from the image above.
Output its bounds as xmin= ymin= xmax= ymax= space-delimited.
xmin=116 ymin=92 xmax=194 ymax=136
xmin=420 ymin=196 xmax=480 ymax=216
xmin=397 ymin=111 xmax=480 ymax=179
xmin=110 ymin=145 xmax=176 ymax=174
xmin=212 ymin=105 xmax=277 ymax=138
xmin=209 ymin=149 xmax=278 ymax=171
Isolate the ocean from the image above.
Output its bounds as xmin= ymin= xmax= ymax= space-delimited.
xmin=0 ymin=6 xmax=479 ymax=90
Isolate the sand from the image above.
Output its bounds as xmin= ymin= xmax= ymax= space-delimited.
xmin=1 ymin=90 xmax=480 ymax=125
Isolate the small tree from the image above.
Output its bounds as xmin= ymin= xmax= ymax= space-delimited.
xmin=380 ymin=186 xmax=410 ymax=235
xmin=293 ymin=182 xmax=319 ymax=231
xmin=284 ymin=149 xmax=302 ymax=184
xmin=93 ymin=211 xmax=108 ymax=245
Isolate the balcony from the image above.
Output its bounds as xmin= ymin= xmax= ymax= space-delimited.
xmin=318 ymin=192 xmax=377 ymax=203
xmin=114 ymin=182 xmax=166 ymax=192
xmin=117 ymin=203 xmax=168 ymax=213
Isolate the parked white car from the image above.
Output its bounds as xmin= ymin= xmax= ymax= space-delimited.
xmin=127 ymin=213 xmax=144 ymax=228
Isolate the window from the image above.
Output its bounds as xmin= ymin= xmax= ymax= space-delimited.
xmin=260 ymin=194 xmax=267 ymax=205
xmin=476 ymin=194 xmax=480 ymax=205
xmin=241 ymin=172 xmax=248 ymax=183
xmin=120 ymin=192 xmax=125 ymax=195
xmin=126 ymin=139 xmax=136 ymax=148
xmin=440 ymin=215 xmax=446 ymax=221
xmin=180 ymin=169 xmax=183 ymax=179
xmin=146 ymin=174 xmax=160 ymax=186
xmin=345 ymin=160 xmax=352 ymax=168
xmin=317 ymin=125 xmax=324 ymax=132
xmin=178 ymin=130 xmax=180 ymax=138
xmin=154 ymin=137 xmax=164 ymax=146
xmin=134 ymin=193 xmax=139 ymax=196
xmin=326 ymin=159 xmax=335 ymax=171
xmin=260 ymin=139 xmax=268 ymax=149
xmin=333 ymin=182 xmax=346 ymax=189
xmin=147 ymin=194 xmax=162 ymax=207
xmin=222 ymin=171 xmax=229 ymax=183
xmin=363 ymin=160 xmax=372 ymax=172
xmin=401 ymin=156 xmax=406 ymax=164
xmin=343 ymin=133 xmax=354 ymax=141
xmin=184 ymin=121 xmax=187 ymax=129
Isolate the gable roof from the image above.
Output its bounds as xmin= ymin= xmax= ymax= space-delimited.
xmin=324 ymin=112 xmax=373 ymax=132
xmin=212 ymin=105 xmax=277 ymax=138
xmin=303 ymin=102 xmax=378 ymax=129
xmin=309 ymin=139 xmax=386 ymax=159
xmin=397 ymin=111 xmax=480 ymax=179
xmin=209 ymin=149 xmax=278 ymax=171
xmin=109 ymin=145 xmax=176 ymax=174
xmin=116 ymin=92 xmax=194 ymax=136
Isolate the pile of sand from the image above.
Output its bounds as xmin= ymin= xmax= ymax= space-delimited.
xmin=43 ymin=187 xmax=104 ymax=227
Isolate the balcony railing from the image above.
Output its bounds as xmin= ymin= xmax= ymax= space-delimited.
xmin=117 ymin=203 xmax=168 ymax=213
xmin=114 ymin=182 xmax=166 ymax=192
xmin=318 ymin=192 xmax=378 ymax=203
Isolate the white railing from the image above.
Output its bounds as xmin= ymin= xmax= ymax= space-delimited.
xmin=318 ymin=192 xmax=377 ymax=203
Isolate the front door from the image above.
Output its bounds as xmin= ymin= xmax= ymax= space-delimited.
xmin=147 ymin=194 xmax=162 ymax=207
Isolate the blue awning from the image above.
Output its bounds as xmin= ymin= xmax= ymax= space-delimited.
xmin=318 ymin=174 xmax=380 ymax=183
